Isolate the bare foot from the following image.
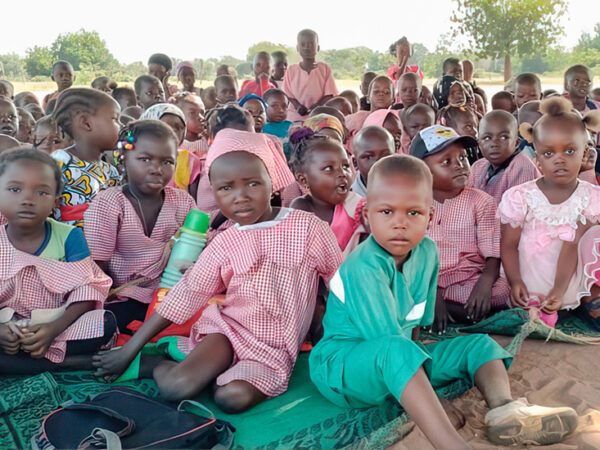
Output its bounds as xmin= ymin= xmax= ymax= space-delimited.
xmin=440 ymin=398 xmax=466 ymax=430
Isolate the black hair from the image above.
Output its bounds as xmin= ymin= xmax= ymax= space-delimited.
xmin=112 ymin=86 xmax=137 ymax=104
xmin=214 ymin=74 xmax=235 ymax=88
xmin=491 ymin=90 xmax=515 ymax=103
xmin=262 ymin=88 xmax=288 ymax=103
xmin=388 ymin=36 xmax=410 ymax=56
xmin=148 ymin=53 xmax=172 ymax=72
xmin=271 ymin=51 xmax=287 ymax=60
xmin=368 ymin=75 xmax=395 ymax=97
xmin=529 ymin=97 xmax=592 ymax=144
xmin=14 ymin=91 xmax=37 ymax=108
xmin=472 ymin=86 xmax=488 ymax=106
xmin=117 ymin=119 xmax=179 ymax=159
xmin=515 ymin=72 xmax=542 ymax=91
xmin=52 ymin=87 xmax=116 ymax=138
xmin=134 ymin=75 xmax=161 ymax=96
xmin=442 ymin=57 xmax=461 ymax=75
xmin=92 ymin=76 xmax=117 ymax=90
xmin=289 ymin=132 xmax=344 ymax=174
xmin=0 ymin=146 xmax=63 ymax=195
xmin=297 ymin=29 xmax=318 ymax=42
xmin=208 ymin=105 xmax=253 ymax=139
xmin=479 ymin=109 xmax=517 ymax=133
xmin=404 ymin=103 xmax=435 ymax=120
xmin=368 ymin=154 xmax=432 ymax=190
xmin=564 ymin=64 xmax=593 ymax=89
xmin=437 ymin=105 xmax=477 ymax=130
xmin=51 ymin=60 xmax=73 ymax=74
xmin=0 ymin=80 xmax=14 ymax=97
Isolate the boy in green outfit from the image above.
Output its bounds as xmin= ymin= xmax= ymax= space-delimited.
xmin=309 ymin=154 xmax=578 ymax=448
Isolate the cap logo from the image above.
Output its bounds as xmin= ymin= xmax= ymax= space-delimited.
xmin=435 ymin=127 xmax=455 ymax=138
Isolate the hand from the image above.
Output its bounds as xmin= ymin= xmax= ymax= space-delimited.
xmin=297 ymin=105 xmax=309 ymax=116
xmin=465 ymin=276 xmax=494 ymax=321
xmin=19 ymin=323 xmax=61 ymax=358
xmin=542 ymin=288 xmax=564 ymax=314
xmin=92 ymin=347 xmax=137 ymax=383
xmin=0 ymin=322 xmax=23 ymax=355
xmin=510 ymin=280 xmax=529 ymax=308
xmin=432 ymin=292 xmax=449 ymax=334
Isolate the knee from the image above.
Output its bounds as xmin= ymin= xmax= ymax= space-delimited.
xmin=213 ymin=381 xmax=264 ymax=414
xmin=155 ymin=365 xmax=199 ymax=402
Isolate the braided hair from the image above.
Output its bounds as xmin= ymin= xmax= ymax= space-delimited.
xmin=288 ymin=128 xmax=345 ymax=175
xmin=52 ymin=87 xmax=116 ymax=138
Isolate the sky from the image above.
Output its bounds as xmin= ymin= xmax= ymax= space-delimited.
xmin=2 ymin=0 xmax=596 ymax=64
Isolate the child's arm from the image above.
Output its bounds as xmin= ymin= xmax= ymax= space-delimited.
xmin=501 ymin=224 xmax=529 ymax=307
xmin=288 ymin=97 xmax=308 ymax=116
xmin=0 ymin=322 xmax=23 ymax=355
xmin=308 ymin=94 xmax=334 ymax=111
xmin=465 ymin=257 xmax=500 ymax=320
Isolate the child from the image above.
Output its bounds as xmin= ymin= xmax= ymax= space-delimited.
xmin=201 ymin=86 xmax=217 ymax=110
xmin=351 ymin=125 xmax=394 ymax=197
xmin=0 ymin=80 xmax=14 ymax=99
xmin=346 ymin=75 xmax=395 ymax=133
xmin=362 ymin=109 xmax=403 ymax=153
xmin=396 ymin=72 xmax=421 ymax=109
xmin=592 ymin=87 xmax=600 ymax=103
xmin=470 ymin=110 xmax=540 ymax=204
xmin=93 ymin=128 xmax=342 ymax=413
xmin=500 ymin=97 xmax=600 ymax=328
xmin=16 ymin=108 xmax=35 ymax=144
xmin=309 ymin=153 xmax=578 ymax=448
xmin=283 ymin=29 xmax=338 ymax=122
xmin=302 ymin=113 xmax=345 ymax=143
xmin=411 ymin=125 xmax=510 ymax=331
xmin=419 ymin=85 xmax=437 ymax=110
xmin=173 ymin=92 xmax=208 ymax=159
xmin=112 ymin=87 xmax=137 ymax=111
xmin=214 ymin=75 xmax=238 ymax=106
xmin=0 ymin=148 xmax=115 ymax=373
xmin=0 ymin=97 xmax=18 ymax=138
xmin=84 ymin=120 xmax=196 ymax=332
xmin=147 ymin=53 xmax=175 ymax=95
xmin=14 ymin=91 xmax=40 ymax=108
xmin=401 ymin=103 xmax=435 ymax=153
xmin=239 ymin=94 xmax=267 ymax=133
xmin=25 ymin=103 xmax=45 ymax=121
xmin=239 ymin=52 xmax=276 ymax=99
xmin=433 ymin=58 xmax=462 ymax=108
xmin=517 ymin=100 xmax=542 ymax=158
xmin=262 ymin=88 xmax=292 ymax=142
xmin=270 ymin=51 xmax=287 ymax=89
xmin=92 ymin=76 xmax=117 ymax=94
xmin=51 ymin=88 xmax=121 ymax=227
xmin=43 ymin=61 xmax=74 ymax=112
xmin=290 ymin=133 xmax=362 ymax=252
xmin=438 ymin=105 xmax=479 ymax=139
xmin=33 ymin=116 xmax=72 ymax=154
xmin=514 ymin=73 xmax=542 ymax=109
xmin=324 ymin=96 xmax=353 ymax=116
xmin=176 ymin=61 xmax=201 ymax=95
xmin=359 ymin=72 xmax=377 ymax=111
xmin=563 ymin=64 xmax=600 ymax=114
xmin=339 ymin=89 xmax=360 ymax=114
xmin=134 ymin=75 xmax=166 ymax=110
xmin=491 ymin=91 xmax=517 ymax=113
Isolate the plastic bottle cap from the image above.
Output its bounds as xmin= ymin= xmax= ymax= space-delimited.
xmin=183 ymin=209 xmax=210 ymax=233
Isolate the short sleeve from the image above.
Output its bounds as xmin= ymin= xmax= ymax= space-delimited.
xmin=475 ymin=192 xmax=500 ymax=259
xmin=498 ymin=185 xmax=528 ymax=228
xmin=64 ymin=227 xmax=91 ymax=262
xmin=320 ymin=63 xmax=338 ymax=97
xmin=581 ymin=182 xmax=600 ymax=220
xmin=307 ymin=217 xmax=342 ymax=284
xmin=83 ymin=190 xmax=121 ymax=261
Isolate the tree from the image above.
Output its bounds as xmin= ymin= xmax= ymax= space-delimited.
xmin=0 ymin=53 xmax=25 ymax=79
xmin=451 ymin=0 xmax=567 ymax=81
xmin=51 ymin=29 xmax=118 ymax=72
xmin=24 ymin=45 xmax=54 ymax=77
xmin=576 ymin=23 xmax=600 ymax=53
xmin=246 ymin=42 xmax=299 ymax=64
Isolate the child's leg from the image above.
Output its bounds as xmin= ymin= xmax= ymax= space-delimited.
xmin=213 ymin=380 xmax=266 ymax=414
xmin=473 ymin=359 xmax=513 ymax=409
xmin=153 ymin=333 xmax=233 ymax=402
xmin=105 ymin=299 xmax=149 ymax=334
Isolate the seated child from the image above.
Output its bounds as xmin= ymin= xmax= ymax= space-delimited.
xmin=491 ymin=91 xmax=517 ymax=113
xmin=302 ymin=112 xmax=345 ymax=143
xmin=93 ymin=128 xmax=342 ymax=414
xmin=0 ymin=80 xmax=14 ymax=99
xmin=401 ymin=103 xmax=435 ymax=153
xmin=239 ymin=94 xmax=267 ymax=133
xmin=358 ymin=71 xmax=377 ymax=111
xmin=43 ymin=61 xmax=74 ymax=112
xmin=500 ymin=97 xmax=600 ymax=328
xmin=25 ymin=103 xmax=44 ymax=121
xmin=517 ymin=100 xmax=542 ymax=158
xmin=84 ymin=120 xmax=196 ymax=332
xmin=514 ymin=73 xmax=542 ymax=110
xmin=283 ymin=29 xmax=337 ymax=122
xmin=51 ymin=88 xmax=121 ymax=227
xmin=290 ymin=132 xmax=363 ymax=254
xmin=134 ymin=75 xmax=166 ymax=110
xmin=262 ymin=89 xmax=293 ymax=158
xmin=173 ymin=92 xmax=209 ymax=160
xmin=16 ymin=108 xmax=35 ymax=144
xmin=469 ymin=110 xmax=539 ymax=204
xmin=92 ymin=76 xmax=117 ymax=94
xmin=410 ymin=125 xmax=510 ymax=332
xmin=362 ymin=109 xmax=403 ymax=153
xmin=351 ymin=126 xmax=394 ymax=197
xmin=239 ymin=52 xmax=276 ymax=99
xmin=33 ymin=116 xmax=72 ymax=154
xmin=214 ymin=74 xmax=238 ymax=106
xmin=0 ymin=97 xmax=18 ymax=138
xmin=309 ymin=153 xmax=577 ymax=448
xmin=346 ymin=75 xmax=395 ymax=133
xmin=14 ymin=91 xmax=40 ymax=109
xmin=176 ymin=61 xmax=201 ymax=95
xmin=339 ymin=90 xmax=360 ymax=114
xmin=270 ymin=51 xmax=288 ymax=89
xmin=0 ymin=148 xmax=115 ymax=374
xmin=325 ymin=96 xmax=353 ymax=116
xmin=396 ymin=72 xmax=421 ymax=109
xmin=112 ymin=87 xmax=138 ymax=111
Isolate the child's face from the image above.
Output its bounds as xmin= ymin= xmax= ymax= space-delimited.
xmin=243 ymin=99 xmax=266 ymax=133
xmin=123 ymin=135 xmax=177 ymax=196
xmin=215 ymin=80 xmax=237 ymax=104
xmin=534 ymin=120 xmax=586 ymax=185
xmin=266 ymin=94 xmax=288 ymax=123
xmin=423 ymin=144 xmax=470 ymax=193
xmin=448 ymin=84 xmax=466 ymax=106
xmin=353 ymin=136 xmax=394 ymax=182
xmin=383 ymin=114 xmax=402 ymax=152
xmin=364 ymin=173 xmax=433 ymax=265
xmin=298 ymin=143 xmax=353 ymax=206
xmin=181 ymin=100 xmax=205 ymax=136
xmin=566 ymin=69 xmax=592 ymax=100
xmin=34 ymin=123 xmax=67 ymax=154
xmin=160 ymin=114 xmax=186 ymax=145
xmin=272 ymin=57 xmax=288 ymax=80
xmin=0 ymin=159 xmax=58 ymax=229
xmin=405 ymin=111 xmax=434 ymax=139
xmin=87 ymin=100 xmax=121 ymax=151
xmin=0 ymin=101 xmax=18 ymax=137
xmin=452 ymin=111 xmax=478 ymax=138
xmin=148 ymin=63 xmax=168 ymax=81
xmin=478 ymin=116 xmax=518 ymax=168
xmin=515 ymin=81 xmax=541 ymax=108
xmin=445 ymin=62 xmax=463 ymax=80
xmin=52 ymin=64 xmax=74 ymax=91
xmin=369 ymin=79 xmax=394 ymax=110
xmin=210 ymin=151 xmax=273 ymax=226
xmin=138 ymin=81 xmax=165 ymax=109
xmin=399 ymin=78 xmax=420 ymax=108
xmin=254 ymin=57 xmax=271 ymax=77
xmin=297 ymin=33 xmax=318 ymax=60
xmin=16 ymin=109 xmax=35 ymax=144
xmin=178 ymin=67 xmax=195 ymax=87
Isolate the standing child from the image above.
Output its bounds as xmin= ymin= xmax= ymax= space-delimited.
xmin=351 ymin=126 xmax=394 ymax=197
xmin=514 ymin=73 xmax=542 ymax=110
xmin=270 ymin=51 xmax=288 ymax=89
xmin=0 ymin=148 xmax=115 ymax=373
xmin=93 ymin=128 xmax=342 ymax=414
xmin=134 ymin=75 xmax=166 ymax=110
xmin=411 ymin=125 xmax=510 ymax=332
xmin=84 ymin=120 xmax=196 ymax=332
xmin=43 ymin=61 xmax=74 ymax=112
xmin=500 ymin=97 xmax=600 ymax=328
xmin=51 ymin=88 xmax=121 ymax=227
xmin=239 ymin=52 xmax=276 ymax=99
xmin=214 ymin=75 xmax=238 ymax=106
xmin=283 ymin=29 xmax=338 ymax=122
xmin=310 ymin=154 xmax=578 ymax=448
xmin=147 ymin=53 xmax=175 ymax=96
xmin=176 ymin=61 xmax=202 ymax=95
xmin=469 ymin=110 xmax=539 ymax=204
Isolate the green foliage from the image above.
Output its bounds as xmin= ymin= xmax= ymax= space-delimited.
xmin=246 ymin=41 xmax=299 ymax=64
xmin=24 ymin=46 xmax=53 ymax=77
xmin=51 ymin=29 xmax=119 ymax=71
xmin=0 ymin=53 xmax=25 ymax=79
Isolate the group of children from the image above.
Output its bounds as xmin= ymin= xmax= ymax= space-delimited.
xmin=1 ymin=28 xmax=599 ymax=448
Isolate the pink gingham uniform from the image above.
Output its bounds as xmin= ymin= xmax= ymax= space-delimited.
xmin=427 ymin=188 xmax=510 ymax=307
xmin=468 ymin=151 xmax=540 ymax=205
xmin=0 ymin=227 xmax=111 ymax=362
xmin=84 ymin=186 xmax=196 ymax=303
xmin=156 ymin=209 xmax=342 ymax=397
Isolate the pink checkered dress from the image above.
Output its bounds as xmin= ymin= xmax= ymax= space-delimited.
xmin=0 ymin=227 xmax=112 ymax=362
xmin=156 ymin=209 xmax=342 ymax=397
xmin=83 ymin=186 xmax=196 ymax=303
xmin=427 ymin=188 xmax=510 ymax=307
xmin=468 ymin=151 xmax=540 ymax=205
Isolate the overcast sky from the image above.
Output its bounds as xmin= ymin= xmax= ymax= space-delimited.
xmin=2 ymin=0 xmax=594 ymax=63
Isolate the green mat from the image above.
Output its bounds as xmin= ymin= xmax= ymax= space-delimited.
xmin=0 ymin=353 xmax=471 ymax=450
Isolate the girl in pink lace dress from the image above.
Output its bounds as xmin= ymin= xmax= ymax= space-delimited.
xmin=499 ymin=97 xmax=600 ymax=327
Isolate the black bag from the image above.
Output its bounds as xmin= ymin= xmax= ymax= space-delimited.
xmin=32 ymin=387 xmax=235 ymax=449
